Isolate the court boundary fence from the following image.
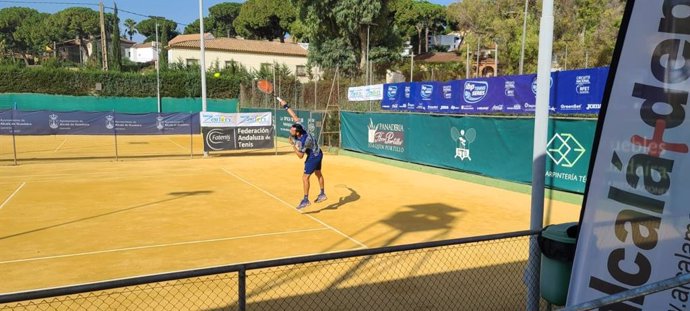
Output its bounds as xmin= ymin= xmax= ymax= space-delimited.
xmin=0 ymin=230 xmax=551 ymax=310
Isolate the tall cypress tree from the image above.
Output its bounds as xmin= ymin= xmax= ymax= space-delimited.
xmin=110 ymin=2 xmax=122 ymax=71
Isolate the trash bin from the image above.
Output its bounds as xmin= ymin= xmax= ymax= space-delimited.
xmin=538 ymin=222 xmax=578 ymax=306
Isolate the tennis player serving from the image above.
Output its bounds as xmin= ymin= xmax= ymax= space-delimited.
xmin=278 ymin=98 xmax=327 ymax=209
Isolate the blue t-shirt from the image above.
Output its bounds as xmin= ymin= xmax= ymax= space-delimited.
xmin=296 ymin=128 xmax=321 ymax=159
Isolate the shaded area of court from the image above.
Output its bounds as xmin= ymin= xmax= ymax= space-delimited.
xmin=0 ymin=142 xmax=580 ymax=296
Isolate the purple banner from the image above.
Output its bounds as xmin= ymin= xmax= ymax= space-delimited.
xmin=0 ymin=110 xmax=200 ymax=135
xmin=379 ymin=67 xmax=609 ymax=115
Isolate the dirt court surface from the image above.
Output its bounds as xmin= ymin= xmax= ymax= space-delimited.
xmin=0 ymin=137 xmax=581 ymax=294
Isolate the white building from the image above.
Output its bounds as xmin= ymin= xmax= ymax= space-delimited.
xmin=167 ymin=34 xmax=315 ymax=82
xmin=126 ymin=42 xmax=158 ymax=63
xmin=428 ymin=33 xmax=463 ymax=52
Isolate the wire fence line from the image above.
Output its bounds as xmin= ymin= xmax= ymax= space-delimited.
xmin=0 ymin=230 xmax=554 ymax=310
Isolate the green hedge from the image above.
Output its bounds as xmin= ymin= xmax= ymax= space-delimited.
xmin=0 ymin=66 xmax=244 ymax=99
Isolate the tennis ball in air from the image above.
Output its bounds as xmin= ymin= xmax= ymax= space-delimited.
xmin=213 ymin=72 xmax=221 ymax=78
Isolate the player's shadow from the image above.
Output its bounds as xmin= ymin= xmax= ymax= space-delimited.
xmin=304 ymin=187 xmax=360 ymax=214
xmin=0 ymin=190 xmax=213 ymax=241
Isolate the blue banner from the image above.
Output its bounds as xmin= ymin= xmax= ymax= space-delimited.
xmin=380 ymin=67 xmax=609 ymax=115
xmin=552 ymin=67 xmax=607 ymax=113
xmin=0 ymin=110 xmax=200 ymax=135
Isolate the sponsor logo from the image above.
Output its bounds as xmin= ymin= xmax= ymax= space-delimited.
xmin=505 ymin=80 xmax=516 ymax=97
xmin=421 ymin=84 xmax=434 ymax=99
xmin=49 ymin=114 xmax=59 ymax=129
xmin=491 ymin=105 xmax=504 ymax=111
xmin=506 ymin=104 xmax=522 ymax=111
xmin=546 ymin=133 xmax=586 ymax=168
xmin=387 ymin=85 xmax=398 ymax=99
xmin=404 ymin=86 xmax=411 ymax=98
xmin=464 ymin=81 xmax=489 ymax=103
xmin=586 ymin=103 xmax=601 ymax=110
xmin=531 ymin=76 xmax=553 ymax=95
xmin=156 ymin=116 xmax=164 ymax=130
xmin=105 ymin=115 xmax=115 ymax=130
xmin=451 ymin=127 xmax=476 ymax=161
xmin=206 ymin=128 xmax=233 ymax=151
xmin=367 ymin=118 xmax=404 ymax=153
xmin=443 ymin=85 xmax=453 ymax=99
xmin=461 ymin=105 xmax=474 ymax=110
xmin=560 ymin=104 xmax=582 ymax=111
xmin=576 ymin=75 xmax=591 ymax=94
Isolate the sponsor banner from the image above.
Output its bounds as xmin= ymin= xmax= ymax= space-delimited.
xmin=240 ymin=108 xmax=323 ymax=144
xmin=378 ymin=68 xmax=609 ymax=114
xmin=411 ymin=82 xmax=439 ymax=112
xmin=436 ymin=80 xmax=460 ymax=113
xmin=347 ymin=84 xmax=384 ymax=101
xmin=200 ymin=111 xmax=271 ymax=127
xmin=553 ymin=67 xmax=608 ymax=114
xmin=0 ymin=110 xmax=199 ymax=135
xmin=202 ymin=126 xmax=274 ymax=152
xmin=341 ymin=111 xmax=595 ymax=193
xmin=568 ymin=1 xmax=690 ymax=310
xmin=381 ymin=83 xmax=412 ymax=111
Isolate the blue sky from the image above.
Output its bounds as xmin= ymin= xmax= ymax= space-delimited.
xmin=0 ymin=0 xmax=456 ymax=42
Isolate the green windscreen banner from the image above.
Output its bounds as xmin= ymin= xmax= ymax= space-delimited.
xmin=241 ymin=108 xmax=324 ymax=143
xmin=341 ymin=111 xmax=595 ymax=193
xmin=0 ymin=93 xmax=238 ymax=113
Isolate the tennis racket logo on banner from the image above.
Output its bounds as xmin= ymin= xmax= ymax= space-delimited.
xmin=451 ymin=127 xmax=476 ymax=161
xmin=568 ymin=1 xmax=690 ymax=310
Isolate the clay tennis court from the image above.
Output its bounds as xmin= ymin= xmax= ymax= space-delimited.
xmin=0 ymin=137 xmax=581 ymax=295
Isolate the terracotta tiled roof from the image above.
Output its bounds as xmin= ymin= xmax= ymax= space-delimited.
xmin=132 ymin=42 xmax=153 ymax=48
xmin=169 ymin=37 xmax=308 ymax=57
xmin=414 ymin=52 xmax=462 ymax=63
xmin=168 ymin=33 xmax=215 ymax=46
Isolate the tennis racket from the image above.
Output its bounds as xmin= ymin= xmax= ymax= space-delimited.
xmin=256 ymin=79 xmax=286 ymax=106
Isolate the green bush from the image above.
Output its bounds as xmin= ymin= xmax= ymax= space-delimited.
xmin=0 ymin=66 xmax=245 ymax=99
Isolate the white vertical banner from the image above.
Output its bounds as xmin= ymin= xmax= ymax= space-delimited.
xmin=347 ymin=84 xmax=384 ymax=101
xmin=568 ymin=0 xmax=690 ymax=310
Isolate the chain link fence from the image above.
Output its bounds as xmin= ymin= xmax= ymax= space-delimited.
xmin=1 ymin=231 xmax=552 ymax=310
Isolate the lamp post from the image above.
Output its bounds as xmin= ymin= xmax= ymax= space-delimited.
xmin=361 ymin=21 xmax=377 ymax=111
xmin=476 ymin=35 xmax=481 ymax=77
xmin=519 ymin=0 xmax=529 ymax=74
xmin=199 ymin=0 xmax=207 ymax=113
xmin=154 ymin=19 xmax=161 ymax=113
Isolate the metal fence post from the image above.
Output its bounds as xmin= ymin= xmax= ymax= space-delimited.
xmin=11 ymin=103 xmax=18 ymax=165
xmin=238 ymin=266 xmax=246 ymax=311
xmin=189 ymin=112 xmax=194 ymax=159
xmin=112 ymin=110 xmax=119 ymax=161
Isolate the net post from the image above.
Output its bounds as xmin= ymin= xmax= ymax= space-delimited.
xmin=189 ymin=111 xmax=194 ymax=159
xmin=112 ymin=110 xmax=119 ymax=161
xmin=11 ymin=103 xmax=18 ymax=165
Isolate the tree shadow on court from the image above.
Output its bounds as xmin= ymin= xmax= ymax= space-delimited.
xmin=0 ymin=191 xmax=213 ymax=241
xmin=207 ymin=260 xmax=541 ymax=311
xmin=247 ymin=203 xmax=463 ymax=299
xmin=303 ymin=187 xmax=360 ymax=214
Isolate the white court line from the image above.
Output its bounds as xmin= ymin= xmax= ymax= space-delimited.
xmin=0 ymin=228 xmax=328 ymax=264
xmin=221 ymin=168 xmax=368 ymax=249
xmin=0 ymin=245 xmax=367 ymax=296
xmin=167 ymin=137 xmax=190 ymax=151
xmin=53 ymin=138 xmax=68 ymax=152
xmin=0 ymin=182 xmax=25 ymax=210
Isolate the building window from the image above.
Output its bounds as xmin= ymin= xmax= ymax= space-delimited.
xmin=225 ymin=60 xmax=238 ymax=70
xmin=296 ymin=65 xmax=307 ymax=77
xmin=186 ymin=58 xmax=199 ymax=66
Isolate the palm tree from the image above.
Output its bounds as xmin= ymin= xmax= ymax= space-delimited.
xmin=124 ymin=18 xmax=137 ymax=40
